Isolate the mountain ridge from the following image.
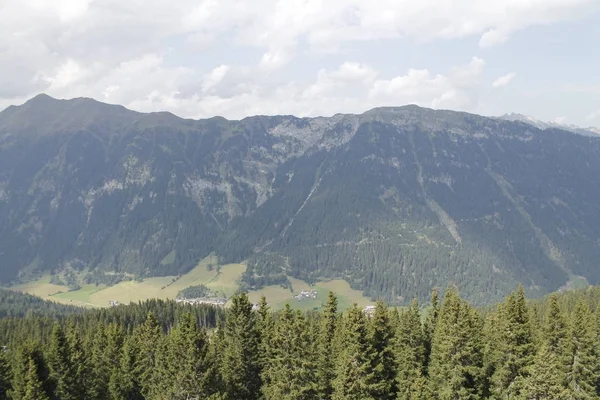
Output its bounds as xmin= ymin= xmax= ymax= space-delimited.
xmin=1 ymin=94 xmax=600 ymax=305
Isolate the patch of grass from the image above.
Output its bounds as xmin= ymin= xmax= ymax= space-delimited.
xmin=160 ymin=250 xmax=176 ymax=265
xmin=10 ymin=275 xmax=69 ymax=299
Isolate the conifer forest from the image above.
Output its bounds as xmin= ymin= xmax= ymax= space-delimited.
xmin=2 ymin=286 xmax=600 ymax=400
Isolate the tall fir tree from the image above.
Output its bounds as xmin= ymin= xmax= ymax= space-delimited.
xmin=221 ymin=292 xmax=262 ymax=400
xmin=0 ymin=348 xmax=12 ymax=399
xmin=23 ymin=357 xmax=49 ymax=400
xmin=332 ymin=304 xmax=376 ymax=400
xmin=369 ymin=300 xmax=396 ymax=399
xmin=317 ymin=291 xmax=339 ymax=400
xmin=47 ymin=322 xmax=77 ymax=400
xmin=261 ymin=304 xmax=317 ymax=399
xmin=395 ymin=299 xmax=426 ymax=400
xmin=65 ymin=321 xmax=89 ymax=399
xmin=134 ymin=312 xmax=164 ymax=399
xmin=10 ymin=342 xmax=52 ymax=400
xmin=167 ymin=312 xmax=214 ymax=399
xmin=564 ymin=300 xmax=597 ymax=399
xmin=423 ymin=288 xmax=440 ymax=375
xmin=490 ymin=286 xmax=536 ymax=399
xmin=88 ymin=323 xmax=110 ymax=400
xmin=428 ymin=287 xmax=484 ymax=400
xmin=520 ymin=344 xmax=567 ymax=400
xmin=109 ymin=334 xmax=143 ymax=400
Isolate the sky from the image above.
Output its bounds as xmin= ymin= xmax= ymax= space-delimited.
xmin=0 ymin=0 xmax=599 ymax=126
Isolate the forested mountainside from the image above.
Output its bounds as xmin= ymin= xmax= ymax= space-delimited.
xmin=2 ymin=94 xmax=600 ymax=304
xmin=2 ymin=285 xmax=600 ymax=399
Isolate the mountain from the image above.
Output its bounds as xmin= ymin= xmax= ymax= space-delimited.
xmin=2 ymin=95 xmax=600 ymax=305
xmin=497 ymin=112 xmax=600 ymax=137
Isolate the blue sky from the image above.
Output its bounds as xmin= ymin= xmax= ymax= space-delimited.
xmin=0 ymin=0 xmax=599 ymax=127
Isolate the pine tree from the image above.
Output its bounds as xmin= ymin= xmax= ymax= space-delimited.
xmin=428 ymin=287 xmax=484 ymax=400
xmin=490 ymin=286 xmax=536 ymax=399
xmin=88 ymin=323 xmax=110 ymax=400
xmin=47 ymin=322 xmax=78 ymax=400
xmin=332 ymin=304 xmax=376 ymax=400
xmin=134 ymin=312 xmax=164 ymax=398
xmin=564 ymin=300 xmax=597 ymax=399
xmin=369 ymin=300 xmax=396 ymax=399
xmin=23 ymin=358 xmax=49 ymax=400
xmin=396 ymin=299 xmax=426 ymax=400
xmin=262 ymin=304 xmax=317 ymax=399
xmin=65 ymin=320 xmax=89 ymax=399
xmin=166 ymin=312 xmax=214 ymax=399
xmin=317 ymin=291 xmax=339 ymax=400
xmin=423 ymin=288 xmax=440 ymax=375
xmin=10 ymin=342 xmax=51 ymax=400
xmin=221 ymin=292 xmax=262 ymax=400
xmin=520 ymin=344 xmax=567 ymax=400
xmin=257 ymin=295 xmax=273 ymax=373
xmin=0 ymin=348 xmax=12 ymax=399
xmin=109 ymin=334 xmax=143 ymax=400
xmin=545 ymin=294 xmax=569 ymax=357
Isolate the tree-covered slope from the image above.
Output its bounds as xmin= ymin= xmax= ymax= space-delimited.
xmin=1 ymin=95 xmax=600 ymax=304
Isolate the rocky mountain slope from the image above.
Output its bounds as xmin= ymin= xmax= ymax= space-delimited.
xmin=2 ymin=94 xmax=600 ymax=304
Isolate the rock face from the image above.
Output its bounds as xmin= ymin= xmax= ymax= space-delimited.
xmin=2 ymin=94 xmax=600 ymax=304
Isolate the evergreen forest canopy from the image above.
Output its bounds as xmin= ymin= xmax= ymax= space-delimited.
xmin=2 ymin=285 xmax=600 ymax=399
xmin=2 ymin=94 xmax=600 ymax=305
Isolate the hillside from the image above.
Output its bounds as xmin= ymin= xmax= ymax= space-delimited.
xmin=2 ymin=95 xmax=600 ymax=305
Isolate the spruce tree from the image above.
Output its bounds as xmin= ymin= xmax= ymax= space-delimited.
xmin=564 ymin=300 xmax=597 ymax=399
xmin=0 ymin=348 xmax=12 ymax=399
xmin=423 ymin=288 xmax=440 ymax=375
xmin=221 ymin=292 xmax=261 ymax=400
xmin=545 ymin=294 xmax=569 ymax=356
xmin=167 ymin=312 xmax=214 ymax=399
xmin=332 ymin=304 xmax=376 ymax=400
xmin=490 ymin=286 xmax=536 ymax=399
xmin=134 ymin=312 xmax=164 ymax=398
xmin=317 ymin=291 xmax=339 ymax=400
xmin=109 ymin=334 xmax=143 ymax=400
xmin=428 ymin=287 xmax=484 ymax=400
xmin=395 ymin=299 xmax=426 ymax=400
xmin=23 ymin=358 xmax=49 ymax=400
xmin=88 ymin=323 xmax=110 ymax=400
xmin=65 ymin=321 xmax=89 ymax=399
xmin=369 ymin=300 xmax=396 ymax=399
xmin=47 ymin=322 xmax=77 ymax=400
xmin=262 ymin=304 xmax=317 ymax=399
xmin=10 ymin=342 xmax=51 ymax=400
xmin=520 ymin=344 xmax=567 ymax=400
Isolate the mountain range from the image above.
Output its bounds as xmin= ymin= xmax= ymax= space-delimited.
xmin=2 ymin=94 xmax=600 ymax=305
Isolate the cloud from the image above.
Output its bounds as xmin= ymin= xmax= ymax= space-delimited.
xmin=587 ymin=110 xmax=600 ymax=122
xmin=492 ymin=72 xmax=517 ymax=88
xmin=0 ymin=0 xmax=597 ymax=119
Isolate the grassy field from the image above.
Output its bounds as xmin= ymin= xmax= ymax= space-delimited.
xmin=9 ymin=257 xmax=372 ymax=310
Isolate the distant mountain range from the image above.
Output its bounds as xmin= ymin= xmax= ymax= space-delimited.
xmin=497 ymin=113 xmax=600 ymax=137
xmin=2 ymin=94 xmax=600 ymax=305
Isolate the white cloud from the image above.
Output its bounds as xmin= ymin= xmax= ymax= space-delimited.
xmin=587 ymin=110 xmax=600 ymax=122
xmin=492 ymin=72 xmax=517 ymax=88
xmin=553 ymin=116 xmax=567 ymax=124
xmin=0 ymin=0 xmax=597 ymax=120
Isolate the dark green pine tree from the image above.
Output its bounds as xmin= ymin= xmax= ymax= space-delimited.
xmin=109 ymin=334 xmax=143 ymax=400
xmin=423 ymin=288 xmax=440 ymax=375
xmin=87 ymin=323 xmax=110 ymax=400
xmin=0 ymin=348 xmax=12 ymax=399
xmin=23 ymin=357 xmax=49 ymax=400
xmin=332 ymin=304 xmax=376 ymax=400
xmin=395 ymin=299 xmax=427 ymax=400
xmin=317 ymin=291 xmax=339 ymax=400
xmin=65 ymin=321 xmax=89 ymax=400
xmin=262 ymin=304 xmax=318 ymax=399
xmin=545 ymin=294 xmax=569 ymax=357
xmin=520 ymin=344 xmax=567 ymax=400
xmin=221 ymin=292 xmax=262 ymax=400
xmin=10 ymin=342 xmax=52 ymax=400
xmin=490 ymin=286 xmax=536 ymax=399
xmin=564 ymin=300 xmax=597 ymax=399
xmin=369 ymin=300 xmax=396 ymax=399
xmin=167 ymin=312 xmax=214 ymax=399
xmin=428 ymin=287 xmax=484 ymax=400
xmin=134 ymin=312 xmax=164 ymax=399
xmin=257 ymin=295 xmax=273 ymax=374
xmin=47 ymin=322 xmax=77 ymax=400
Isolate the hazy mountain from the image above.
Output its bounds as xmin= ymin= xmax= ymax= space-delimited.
xmin=497 ymin=112 xmax=600 ymax=137
xmin=2 ymin=94 xmax=600 ymax=304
